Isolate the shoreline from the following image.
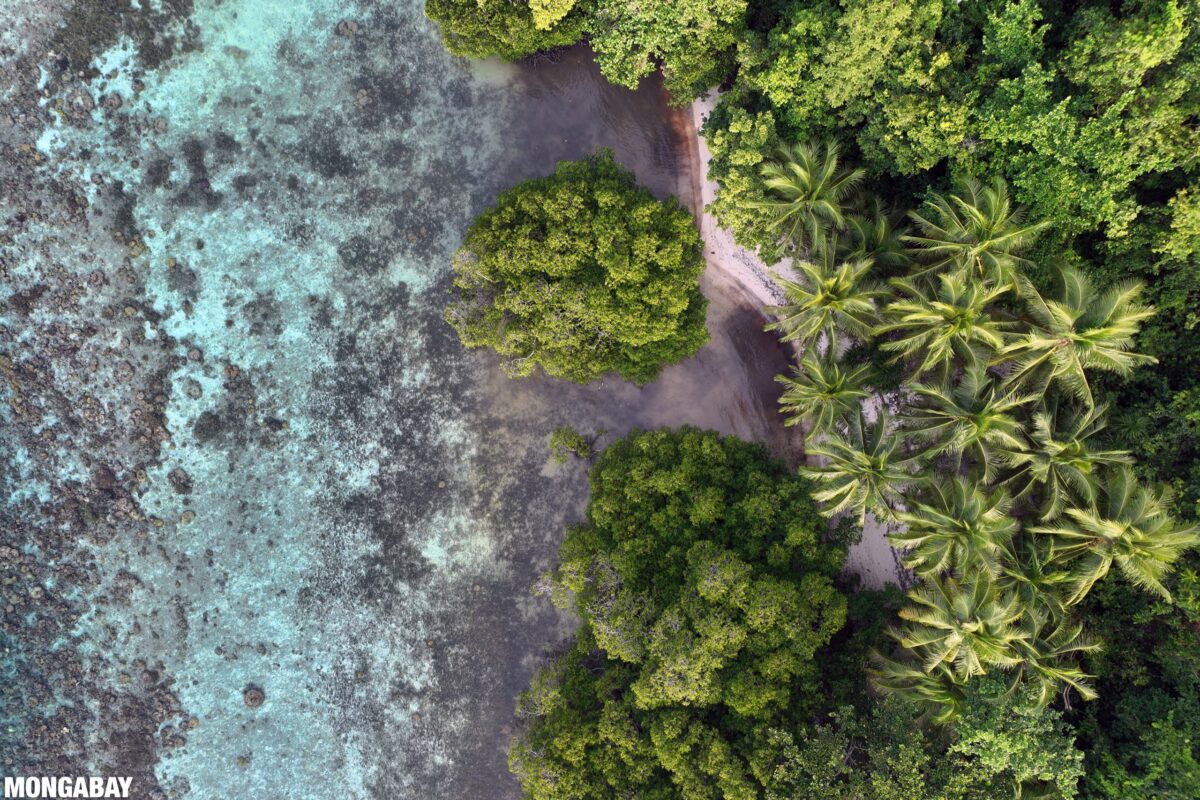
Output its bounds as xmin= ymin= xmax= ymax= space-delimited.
xmin=676 ymin=94 xmax=786 ymax=310
xmin=676 ymin=94 xmax=905 ymax=591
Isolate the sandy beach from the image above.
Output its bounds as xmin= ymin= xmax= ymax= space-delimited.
xmin=679 ymin=93 xmax=906 ymax=591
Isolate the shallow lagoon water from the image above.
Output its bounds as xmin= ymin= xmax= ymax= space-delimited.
xmin=2 ymin=1 xmax=796 ymax=797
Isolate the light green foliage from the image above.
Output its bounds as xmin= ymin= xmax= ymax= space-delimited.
xmin=528 ymin=0 xmax=577 ymax=30
xmin=445 ymin=150 xmax=708 ymax=384
xmin=547 ymin=425 xmax=594 ymax=463
xmin=424 ymin=0 xmax=586 ymax=59
xmin=974 ymin=0 xmax=1199 ymax=238
xmin=765 ymin=244 xmax=889 ymax=350
xmin=510 ymin=428 xmax=848 ymax=799
xmin=712 ymin=0 xmax=1200 ymax=241
xmin=1061 ymin=0 xmax=1188 ymax=99
xmin=979 ymin=0 xmax=1047 ymax=80
xmin=737 ymin=0 xmax=969 ymax=175
xmin=588 ymin=0 xmax=748 ymax=102
xmin=951 ymin=678 xmax=1085 ymax=800
xmin=1156 ymin=185 xmax=1200 ymax=262
xmin=776 ymin=351 xmax=872 ymax=435
xmin=701 ymin=103 xmax=786 ymax=261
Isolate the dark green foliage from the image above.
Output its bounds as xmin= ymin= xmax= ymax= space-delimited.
xmin=548 ymin=425 xmax=594 ymax=463
xmin=424 ymin=0 xmax=587 ymax=60
xmin=510 ymin=428 xmax=848 ymax=799
xmin=445 ymin=150 xmax=708 ymax=384
xmin=1073 ymin=557 xmax=1200 ymax=799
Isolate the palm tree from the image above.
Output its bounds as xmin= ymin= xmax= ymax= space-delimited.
xmin=1032 ymin=466 xmax=1200 ymax=604
xmin=998 ymin=268 xmax=1157 ymax=406
xmin=840 ymin=197 xmax=910 ymax=273
xmin=902 ymin=367 xmax=1036 ymax=481
xmin=876 ymin=273 xmax=1011 ymax=381
xmin=870 ymin=650 xmax=967 ymax=725
xmin=775 ymin=351 xmax=872 ymax=434
xmin=752 ymin=140 xmax=866 ymax=254
xmin=801 ymin=409 xmax=917 ymax=524
xmin=891 ymin=479 xmax=1019 ymax=579
xmin=765 ymin=241 xmax=890 ymax=350
xmin=1012 ymin=618 xmax=1101 ymax=707
xmin=995 ymin=533 xmax=1072 ymax=627
xmin=894 ymin=576 xmax=1029 ymax=679
xmin=1000 ymin=398 xmax=1133 ymax=520
xmin=903 ymin=176 xmax=1048 ymax=289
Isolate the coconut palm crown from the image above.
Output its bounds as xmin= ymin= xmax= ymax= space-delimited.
xmin=902 ymin=367 xmax=1037 ymax=481
xmin=753 ymin=140 xmax=866 ymax=254
xmin=903 ymin=176 xmax=1049 ymax=288
xmin=1000 ymin=398 xmax=1133 ymax=520
xmin=891 ymin=478 xmax=1019 ymax=579
xmin=765 ymin=241 xmax=890 ymax=350
xmin=877 ymin=273 xmax=1011 ymax=381
xmin=1033 ymin=466 xmax=1200 ymax=605
xmin=776 ymin=351 xmax=872 ymax=434
xmin=999 ymin=267 xmax=1156 ymax=406
xmin=840 ymin=197 xmax=910 ymax=273
xmin=894 ymin=576 xmax=1029 ymax=679
xmin=801 ymin=409 xmax=918 ymax=525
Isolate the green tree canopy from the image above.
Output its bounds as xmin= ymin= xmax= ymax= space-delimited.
xmin=445 ymin=150 xmax=708 ymax=384
xmin=424 ymin=0 xmax=587 ymax=59
xmin=587 ymin=0 xmax=748 ymax=102
xmin=763 ymin=681 xmax=1083 ymax=800
xmin=510 ymin=428 xmax=848 ymax=799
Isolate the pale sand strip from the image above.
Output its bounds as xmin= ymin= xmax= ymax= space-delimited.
xmin=682 ymin=93 xmax=906 ymax=591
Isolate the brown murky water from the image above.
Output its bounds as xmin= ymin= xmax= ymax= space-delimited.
xmin=444 ymin=47 xmax=800 ymax=798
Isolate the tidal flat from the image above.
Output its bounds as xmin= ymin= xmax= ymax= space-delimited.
xmin=0 ymin=2 xmax=795 ymax=797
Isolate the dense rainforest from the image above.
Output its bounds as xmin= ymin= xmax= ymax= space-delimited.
xmin=429 ymin=1 xmax=1200 ymax=798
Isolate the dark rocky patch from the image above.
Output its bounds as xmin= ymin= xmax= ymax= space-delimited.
xmin=144 ymin=157 xmax=173 ymax=189
xmin=6 ymin=284 xmax=48 ymax=315
xmin=300 ymin=120 xmax=357 ymax=179
xmin=337 ymin=234 xmax=394 ymax=276
xmin=176 ymin=138 xmax=221 ymax=209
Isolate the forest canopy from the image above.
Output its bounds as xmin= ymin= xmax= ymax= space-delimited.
xmin=509 ymin=428 xmax=849 ymax=798
xmin=444 ymin=150 xmax=708 ymax=385
xmin=428 ymin=2 xmax=1200 ymax=798
xmin=424 ymin=0 xmax=750 ymax=102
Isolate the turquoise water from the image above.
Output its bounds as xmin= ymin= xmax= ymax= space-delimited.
xmin=3 ymin=1 xmax=796 ymax=796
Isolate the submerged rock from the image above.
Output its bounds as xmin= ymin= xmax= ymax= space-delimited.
xmin=242 ymin=686 xmax=265 ymax=709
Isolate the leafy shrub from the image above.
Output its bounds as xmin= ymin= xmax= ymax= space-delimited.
xmin=424 ymin=0 xmax=587 ymax=60
xmin=510 ymin=428 xmax=847 ymax=798
xmin=445 ymin=150 xmax=708 ymax=384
